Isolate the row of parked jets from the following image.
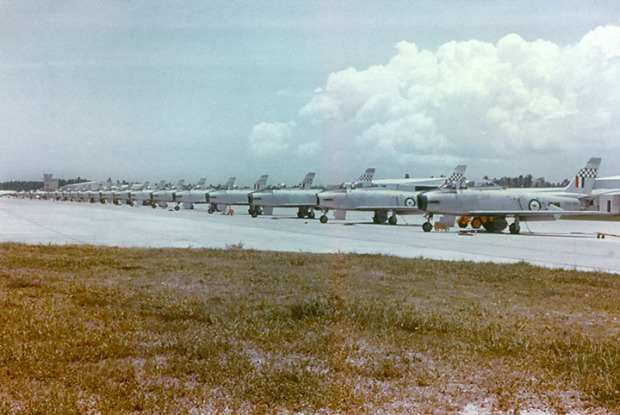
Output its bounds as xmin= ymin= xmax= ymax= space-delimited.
xmin=16 ymin=157 xmax=617 ymax=234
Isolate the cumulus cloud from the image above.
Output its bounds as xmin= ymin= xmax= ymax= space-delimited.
xmin=249 ymin=121 xmax=296 ymax=157
xmin=250 ymin=25 xmax=620 ymax=180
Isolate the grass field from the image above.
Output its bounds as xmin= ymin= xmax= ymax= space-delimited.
xmin=0 ymin=243 xmax=618 ymax=414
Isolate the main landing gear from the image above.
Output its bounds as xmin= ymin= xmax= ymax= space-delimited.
xmin=372 ymin=211 xmax=397 ymax=225
xmin=509 ymin=217 xmax=521 ymax=234
xmin=249 ymin=206 xmax=262 ymax=217
xmin=296 ymin=207 xmax=316 ymax=219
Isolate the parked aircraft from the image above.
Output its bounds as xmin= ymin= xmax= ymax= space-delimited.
xmin=248 ymin=172 xmax=320 ymax=218
xmin=417 ymin=157 xmax=602 ymax=234
xmin=151 ymin=180 xmax=185 ymax=209
xmin=207 ymin=175 xmax=268 ymax=214
xmin=173 ymin=179 xmax=210 ymax=210
xmin=317 ymin=165 xmax=467 ymax=224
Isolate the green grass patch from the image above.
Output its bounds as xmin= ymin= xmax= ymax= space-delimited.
xmin=0 ymin=243 xmax=618 ymax=413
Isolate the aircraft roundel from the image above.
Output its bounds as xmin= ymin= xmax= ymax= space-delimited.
xmin=528 ymin=199 xmax=541 ymax=211
xmin=405 ymin=197 xmax=416 ymax=207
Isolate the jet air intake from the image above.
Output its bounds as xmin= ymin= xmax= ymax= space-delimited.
xmin=417 ymin=194 xmax=428 ymax=212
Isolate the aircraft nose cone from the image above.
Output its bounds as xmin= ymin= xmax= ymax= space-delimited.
xmin=417 ymin=194 xmax=428 ymax=211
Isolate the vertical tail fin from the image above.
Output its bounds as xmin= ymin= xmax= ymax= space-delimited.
xmin=448 ymin=165 xmax=467 ymax=183
xmin=353 ymin=168 xmax=375 ymax=189
xmin=224 ymin=177 xmax=236 ymax=190
xmin=299 ymin=172 xmax=315 ymax=189
xmin=447 ymin=164 xmax=467 ymax=189
xmin=565 ymin=157 xmax=601 ymax=194
xmin=358 ymin=168 xmax=375 ymax=182
xmin=254 ymin=174 xmax=269 ymax=190
xmin=194 ymin=178 xmax=206 ymax=189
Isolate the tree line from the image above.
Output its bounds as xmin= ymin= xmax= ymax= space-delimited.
xmin=489 ymin=174 xmax=570 ymax=188
xmin=0 ymin=177 xmax=89 ymax=192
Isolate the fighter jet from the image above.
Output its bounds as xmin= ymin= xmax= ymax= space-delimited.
xmin=127 ymin=181 xmax=164 ymax=207
xmin=151 ymin=180 xmax=185 ymax=209
xmin=173 ymin=179 xmax=210 ymax=210
xmin=315 ymin=168 xmax=376 ymax=221
xmin=248 ymin=172 xmax=320 ymax=218
xmin=317 ymin=165 xmax=467 ymax=224
xmin=417 ymin=157 xmax=602 ymax=234
xmin=207 ymin=175 xmax=268 ymax=214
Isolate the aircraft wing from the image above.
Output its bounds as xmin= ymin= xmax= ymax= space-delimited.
xmin=592 ymin=189 xmax=620 ymax=197
xmin=467 ymin=208 xmax=602 ymax=221
xmin=350 ymin=205 xmax=403 ymax=210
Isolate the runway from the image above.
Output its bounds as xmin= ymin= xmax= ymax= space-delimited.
xmin=1 ymin=198 xmax=619 ymax=274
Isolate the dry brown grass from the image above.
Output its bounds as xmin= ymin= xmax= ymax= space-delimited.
xmin=0 ymin=243 xmax=618 ymax=413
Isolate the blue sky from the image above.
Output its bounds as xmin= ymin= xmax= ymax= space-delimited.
xmin=1 ymin=1 xmax=619 ymax=185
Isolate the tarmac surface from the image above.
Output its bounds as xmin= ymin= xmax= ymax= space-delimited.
xmin=1 ymin=198 xmax=619 ymax=274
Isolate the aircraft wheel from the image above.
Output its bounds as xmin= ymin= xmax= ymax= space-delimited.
xmin=297 ymin=211 xmax=305 ymax=219
xmin=208 ymin=207 xmax=215 ymax=214
xmin=388 ymin=215 xmax=397 ymax=225
xmin=494 ymin=218 xmax=507 ymax=232
xmin=174 ymin=205 xmax=180 ymax=211
xmin=308 ymin=210 xmax=315 ymax=219
xmin=151 ymin=204 xmax=157 ymax=209
xmin=320 ymin=215 xmax=328 ymax=224
xmin=373 ymin=212 xmax=388 ymax=224
xmin=422 ymin=222 xmax=432 ymax=232
xmin=471 ymin=217 xmax=482 ymax=229
xmin=251 ymin=209 xmax=259 ymax=218
xmin=509 ymin=223 xmax=521 ymax=234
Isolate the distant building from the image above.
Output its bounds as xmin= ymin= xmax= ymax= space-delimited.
xmin=43 ymin=174 xmax=59 ymax=192
xmin=594 ymin=176 xmax=620 ymax=214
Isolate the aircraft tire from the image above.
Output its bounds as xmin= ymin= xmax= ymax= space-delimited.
xmin=297 ymin=211 xmax=305 ymax=219
xmin=251 ymin=210 xmax=259 ymax=218
xmin=308 ymin=210 xmax=315 ymax=219
xmin=422 ymin=222 xmax=432 ymax=232
xmin=174 ymin=205 xmax=180 ymax=211
xmin=494 ymin=218 xmax=508 ymax=232
xmin=388 ymin=215 xmax=397 ymax=225
xmin=320 ymin=215 xmax=328 ymax=224
xmin=509 ymin=223 xmax=520 ymax=234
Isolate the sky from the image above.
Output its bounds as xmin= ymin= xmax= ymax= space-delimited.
xmin=1 ymin=1 xmax=619 ymax=186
